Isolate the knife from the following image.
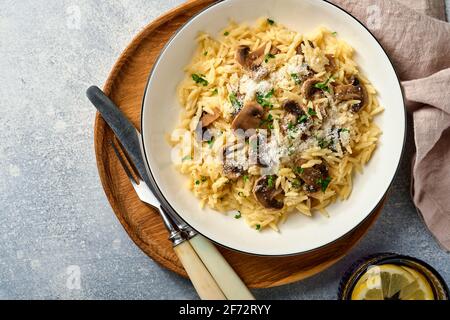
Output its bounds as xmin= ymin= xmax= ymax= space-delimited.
xmin=86 ymin=85 xmax=255 ymax=300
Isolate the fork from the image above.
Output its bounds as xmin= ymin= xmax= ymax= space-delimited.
xmin=111 ymin=141 xmax=254 ymax=300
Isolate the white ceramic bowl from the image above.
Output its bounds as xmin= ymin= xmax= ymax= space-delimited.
xmin=141 ymin=0 xmax=405 ymax=256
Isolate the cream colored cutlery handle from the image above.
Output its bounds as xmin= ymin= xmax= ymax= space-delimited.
xmin=173 ymin=241 xmax=226 ymax=300
xmin=189 ymin=235 xmax=255 ymax=300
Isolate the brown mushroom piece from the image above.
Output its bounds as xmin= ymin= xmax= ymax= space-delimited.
xmin=222 ymin=143 xmax=246 ymax=180
xmin=295 ymin=160 xmax=329 ymax=193
xmin=301 ymin=78 xmax=321 ymax=100
xmin=199 ymin=107 xmax=220 ymax=128
xmin=280 ymin=100 xmax=307 ymax=133
xmin=235 ymin=44 xmax=266 ymax=71
xmin=253 ymin=175 xmax=284 ymax=209
xmin=231 ymin=101 xmax=264 ymax=131
xmin=325 ymin=54 xmax=336 ymax=73
xmin=334 ymin=76 xmax=368 ymax=112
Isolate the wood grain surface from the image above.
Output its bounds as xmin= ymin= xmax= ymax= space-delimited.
xmin=94 ymin=0 xmax=384 ymax=288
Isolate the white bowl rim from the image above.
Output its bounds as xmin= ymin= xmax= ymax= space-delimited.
xmin=140 ymin=0 xmax=406 ymax=257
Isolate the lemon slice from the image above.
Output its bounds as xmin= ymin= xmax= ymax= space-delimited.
xmin=351 ymin=264 xmax=421 ymax=300
xmin=351 ymin=281 xmax=384 ymax=300
xmin=399 ymin=266 xmax=434 ymax=300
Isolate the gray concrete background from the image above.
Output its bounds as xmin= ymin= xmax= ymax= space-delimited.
xmin=0 ymin=0 xmax=449 ymax=300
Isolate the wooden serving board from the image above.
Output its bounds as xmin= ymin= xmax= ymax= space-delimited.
xmin=94 ymin=0 xmax=384 ymax=288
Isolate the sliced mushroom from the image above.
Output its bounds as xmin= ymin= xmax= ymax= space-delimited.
xmin=294 ymin=160 xmax=329 ymax=193
xmin=269 ymin=46 xmax=281 ymax=55
xmin=280 ymin=100 xmax=306 ymax=134
xmin=334 ymin=76 xmax=367 ymax=112
xmin=222 ymin=143 xmax=246 ymax=180
xmin=301 ymin=78 xmax=321 ymax=100
xmin=235 ymin=44 xmax=266 ymax=71
xmin=231 ymin=101 xmax=264 ymax=131
xmin=282 ymin=100 xmax=304 ymax=116
xmin=200 ymin=107 xmax=221 ymax=128
xmin=325 ymin=54 xmax=336 ymax=73
xmin=253 ymin=175 xmax=284 ymax=209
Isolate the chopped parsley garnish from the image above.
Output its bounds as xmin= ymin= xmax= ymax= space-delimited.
xmin=314 ymin=77 xmax=333 ymax=93
xmin=195 ymin=180 xmax=200 ymax=185
xmin=223 ymin=31 xmax=229 ymax=36
xmin=256 ymin=90 xmax=274 ymax=108
xmin=243 ymin=175 xmax=249 ymax=182
xmin=317 ymin=137 xmax=330 ymax=149
xmin=203 ymin=51 xmax=208 ymax=56
xmin=317 ymin=176 xmax=331 ymax=192
xmin=264 ymin=53 xmax=275 ymax=63
xmin=265 ymin=88 xmax=275 ymax=98
xmin=339 ymin=128 xmax=349 ymax=133
xmin=229 ymin=92 xmax=242 ymax=110
xmin=191 ymin=73 xmax=208 ymax=86
xmin=255 ymin=224 xmax=261 ymax=230
xmin=331 ymin=31 xmax=337 ymax=36
xmin=207 ymin=137 xmax=214 ymax=147
xmin=267 ymin=175 xmax=274 ymax=188
xmin=287 ymin=122 xmax=294 ymax=130
xmin=182 ymin=155 xmax=192 ymax=161
xmin=234 ymin=211 xmax=242 ymax=219
xmin=211 ymin=88 xmax=218 ymax=95
xmin=292 ymin=179 xmax=301 ymax=188
xmin=298 ymin=114 xmax=308 ymax=123
xmin=260 ymin=113 xmax=274 ymax=127
xmin=307 ymin=107 xmax=317 ymax=116
xmin=267 ymin=18 xmax=275 ymax=25
xmin=291 ymin=73 xmax=301 ymax=85
xmin=294 ymin=167 xmax=304 ymax=174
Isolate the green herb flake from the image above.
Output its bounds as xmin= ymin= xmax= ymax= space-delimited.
xmin=234 ymin=211 xmax=242 ymax=219
xmin=307 ymin=107 xmax=317 ymax=116
xmin=295 ymin=167 xmax=304 ymax=174
xmin=267 ymin=175 xmax=274 ymax=188
xmin=317 ymin=176 xmax=331 ymax=192
xmin=317 ymin=137 xmax=330 ymax=149
xmin=265 ymin=88 xmax=275 ymax=98
xmin=243 ymin=175 xmax=249 ymax=182
xmin=264 ymin=53 xmax=275 ymax=63
xmin=191 ymin=73 xmax=208 ymax=86
xmin=292 ymin=179 xmax=301 ymax=188
xmin=255 ymin=224 xmax=261 ymax=230
xmin=314 ymin=77 xmax=333 ymax=93
xmin=207 ymin=137 xmax=214 ymax=148
xmin=298 ymin=114 xmax=308 ymax=123
xmin=339 ymin=128 xmax=349 ymax=133
xmin=195 ymin=180 xmax=200 ymax=185
xmin=203 ymin=51 xmax=208 ymax=56
xmin=291 ymin=73 xmax=301 ymax=85
xmin=331 ymin=31 xmax=337 ymax=36
xmin=211 ymin=88 xmax=218 ymax=95
xmin=229 ymin=92 xmax=242 ymax=110
xmin=287 ymin=122 xmax=294 ymax=130
xmin=256 ymin=91 xmax=273 ymax=109
xmin=267 ymin=18 xmax=275 ymax=25
xmin=182 ymin=155 xmax=192 ymax=161
xmin=223 ymin=31 xmax=229 ymax=36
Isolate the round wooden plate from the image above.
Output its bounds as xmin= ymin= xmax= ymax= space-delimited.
xmin=94 ymin=0 xmax=384 ymax=288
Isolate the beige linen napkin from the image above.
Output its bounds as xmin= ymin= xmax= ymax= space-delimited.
xmin=330 ymin=0 xmax=450 ymax=250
